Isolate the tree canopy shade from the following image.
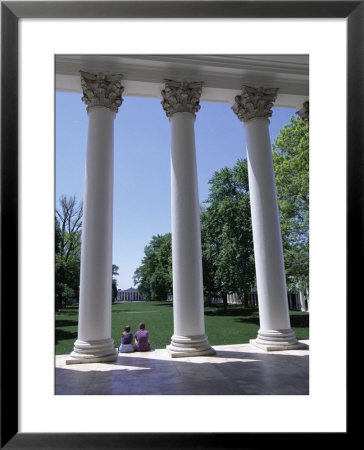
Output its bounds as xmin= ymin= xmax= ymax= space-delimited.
xmin=55 ymin=195 xmax=83 ymax=311
xmin=133 ymin=233 xmax=172 ymax=301
xmin=272 ymin=115 xmax=309 ymax=293
xmin=201 ymin=159 xmax=255 ymax=309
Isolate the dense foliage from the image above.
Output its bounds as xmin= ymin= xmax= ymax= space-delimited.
xmin=133 ymin=233 xmax=172 ymax=301
xmin=55 ymin=195 xmax=83 ymax=311
xmin=200 ymin=159 xmax=255 ymax=308
xmin=272 ymin=115 xmax=309 ymax=292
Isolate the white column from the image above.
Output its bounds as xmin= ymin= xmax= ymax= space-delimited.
xmin=67 ymin=72 xmax=123 ymax=364
xmin=299 ymin=291 xmax=307 ymax=312
xmin=161 ymin=80 xmax=215 ymax=357
xmin=232 ymin=86 xmax=307 ymax=351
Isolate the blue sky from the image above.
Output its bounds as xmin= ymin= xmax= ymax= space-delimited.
xmin=56 ymin=92 xmax=296 ymax=289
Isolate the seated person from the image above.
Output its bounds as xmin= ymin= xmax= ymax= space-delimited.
xmin=134 ymin=322 xmax=151 ymax=352
xmin=118 ymin=325 xmax=135 ymax=353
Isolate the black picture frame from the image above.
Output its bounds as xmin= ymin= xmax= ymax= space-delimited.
xmin=1 ymin=1 xmax=359 ymax=448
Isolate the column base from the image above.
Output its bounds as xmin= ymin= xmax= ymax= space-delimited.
xmin=66 ymin=338 xmax=118 ymax=364
xmin=250 ymin=329 xmax=308 ymax=352
xmin=166 ymin=334 xmax=216 ymax=358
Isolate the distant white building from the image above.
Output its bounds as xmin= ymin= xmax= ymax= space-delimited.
xmin=206 ymin=289 xmax=308 ymax=311
xmin=117 ymin=287 xmax=145 ymax=302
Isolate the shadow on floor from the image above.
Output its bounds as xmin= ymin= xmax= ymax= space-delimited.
xmin=55 ymin=348 xmax=309 ymax=396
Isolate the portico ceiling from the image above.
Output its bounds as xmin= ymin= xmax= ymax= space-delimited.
xmin=56 ymin=54 xmax=309 ymax=109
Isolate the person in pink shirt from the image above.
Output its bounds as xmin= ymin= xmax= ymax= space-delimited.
xmin=134 ymin=322 xmax=151 ymax=352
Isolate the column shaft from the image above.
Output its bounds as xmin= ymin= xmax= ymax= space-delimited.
xmin=232 ymin=86 xmax=307 ymax=351
xmin=170 ymin=112 xmax=205 ymax=336
xmin=167 ymin=112 xmax=215 ymax=357
xmin=66 ymin=72 xmax=123 ymax=364
xmin=67 ymin=107 xmax=118 ymax=364
xmin=299 ymin=291 xmax=307 ymax=311
xmin=245 ymin=118 xmax=291 ymax=331
xmin=161 ymin=80 xmax=215 ymax=357
xmin=78 ymin=108 xmax=114 ymax=341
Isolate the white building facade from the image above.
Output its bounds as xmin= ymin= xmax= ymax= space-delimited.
xmin=56 ymin=55 xmax=309 ymax=363
xmin=117 ymin=287 xmax=145 ymax=302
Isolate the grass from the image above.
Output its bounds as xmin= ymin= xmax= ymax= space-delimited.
xmin=55 ymin=301 xmax=309 ymax=355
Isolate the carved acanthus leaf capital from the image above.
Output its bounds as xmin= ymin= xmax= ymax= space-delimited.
xmin=232 ymin=86 xmax=278 ymax=123
xmin=80 ymin=71 xmax=124 ymax=114
xmin=161 ymin=80 xmax=203 ymax=117
xmin=296 ymin=101 xmax=309 ymax=124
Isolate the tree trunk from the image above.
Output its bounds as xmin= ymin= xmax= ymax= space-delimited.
xmin=56 ymin=295 xmax=62 ymax=312
xmin=243 ymin=292 xmax=249 ymax=309
xmin=222 ymin=293 xmax=228 ymax=312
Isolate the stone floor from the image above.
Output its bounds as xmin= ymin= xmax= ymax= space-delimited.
xmin=55 ymin=341 xmax=309 ymax=395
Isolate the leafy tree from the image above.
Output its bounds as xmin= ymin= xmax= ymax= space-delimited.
xmin=272 ymin=115 xmax=309 ymax=293
xmin=55 ymin=195 xmax=83 ymax=311
xmin=133 ymin=234 xmax=172 ymax=301
xmin=112 ymin=264 xmax=119 ymax=302
xmin=201 ymin=160 xmax=255 ymax=310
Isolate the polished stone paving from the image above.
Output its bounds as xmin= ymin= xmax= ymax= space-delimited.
xmin=55 ymin=341 xmax=309 ymax=395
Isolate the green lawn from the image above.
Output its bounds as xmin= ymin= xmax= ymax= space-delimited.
xmin=55 ymin=301 xmax=309 ymax=355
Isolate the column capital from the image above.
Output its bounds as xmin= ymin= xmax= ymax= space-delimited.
xmin=296 ymin=101 xmax=309 ymax=124
xmin=80 ymin=71 xmax=124 ymax=114
xmin=232 ymin=85 xmax=278 ymax=123
xmin=161 ymin=80 xmax=203 ymax=118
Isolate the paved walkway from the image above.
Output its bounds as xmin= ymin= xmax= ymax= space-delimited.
xmin=55 ymin=341 xmax=309 ymax=395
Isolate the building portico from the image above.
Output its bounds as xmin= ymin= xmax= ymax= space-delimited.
xmin=57 ymin=55 xmax=309 ymax=363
